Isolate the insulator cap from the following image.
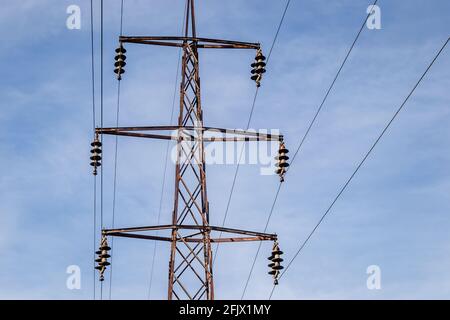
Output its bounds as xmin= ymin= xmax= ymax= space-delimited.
xmin=114 ymin=60 xmax=126 ymax=68
xmin=256 ymin=67 xmax=266 ymax=74
xmin=114 ymin=68 xmax=125 ymax=75
xmin=252 ymin=60 xmax=266 ymax=67
xmin=257 ymin=55 xmax=266 ymax=61
xmin=114 ymin=54 xmax=127 ymax=61
xmin=275 ymin=155 xmax=289 ymax=161
xmin=255 ymin=50 xmax=266 ymax=61
xmin=272 ymin=265 xmax=284 ymax=270
xmin=91 ymin=140 xmax=102 ymax=147
xmin=251 ymin=66 xmax=266 ymax=75
xmin=115 ymin=46 xmax=127 ymax=54
xmin=90 ymin=155 xmax=101 ymax=161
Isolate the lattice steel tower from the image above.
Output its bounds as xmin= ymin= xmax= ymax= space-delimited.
xmin=92 ymin=0 xmax=287 ymax=300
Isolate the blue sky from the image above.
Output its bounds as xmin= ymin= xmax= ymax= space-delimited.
xmin=0 ymin=0 xmax=449 ymax=299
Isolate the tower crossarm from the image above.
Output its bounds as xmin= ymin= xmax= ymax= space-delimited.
xmin=102 ymin=224 xmax=277 ymax=243
xmin=96 ymin=126 xmax=283 ymax=142
xmin=119 ymin=36 xmax=260 ymax=50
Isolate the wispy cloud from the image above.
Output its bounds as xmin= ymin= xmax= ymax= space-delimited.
xmin=0 ymin=0 xmax=449 ymax=299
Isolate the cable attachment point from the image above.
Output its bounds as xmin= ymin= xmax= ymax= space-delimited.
xmin=90 ymin=133 xmax=102 ymax=176
xmin=268 ymin=241 xmax=283 ymax=285
xmin=95 ymin=234 xmax=111 ymax=282
xmin=114 ymin=43 xmax=127 ymax=80
xmin=251 ymin=49 xmax=266 ymax=87
xmin=275 ymin=141 xmax=289 ymax=182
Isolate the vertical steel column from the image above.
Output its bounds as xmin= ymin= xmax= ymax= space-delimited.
xmin=168 ymin=0 xmax=214 ymax=300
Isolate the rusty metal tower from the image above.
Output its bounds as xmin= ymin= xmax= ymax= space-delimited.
xmin=91 ymin=0 xmax=287 ymax=300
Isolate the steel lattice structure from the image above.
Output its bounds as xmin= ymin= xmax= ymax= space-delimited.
xmin=93 ymin=0 xmax=285 ymax=300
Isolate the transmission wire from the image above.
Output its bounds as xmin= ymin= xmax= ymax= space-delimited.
xmin=100 ymin=0 xmax=104 ymax=300
xmin=213 ymin=0 xmax=292 ymax=267
xmin=241 ymin=0 xmax=379 ymax=299
xmin=90 ymin=0 xmax=97 ymax=300
xmin=269 ymin=37 xmax=450 ymax=300
xmin=108 ymin=0 xmax=125 ymax=300
xmin=147 ymin=2 xmax=188 ymax=300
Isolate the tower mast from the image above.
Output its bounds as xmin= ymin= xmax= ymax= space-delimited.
xmin=168 ymin=0 xmax=214 ymax=299
xmin=92 ymin=0 xmax=287 ymax=300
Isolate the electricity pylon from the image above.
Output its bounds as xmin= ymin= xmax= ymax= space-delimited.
xmin=91 ymin=0 xmax=287 ymax=300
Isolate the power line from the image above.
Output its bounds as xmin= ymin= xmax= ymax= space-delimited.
xmin=241 ymin=182 xmax=282 ymax=299
xmin=108 ymin=83 xmax=120 ymax=300
xmin=108 ymin=0 xmax=125 ymax=300
xmin=90 ymin=0 xmax=96 ymax=131
xmin=147 ymin=52 xmax=181 ymax=299
xmin=289 ymin=0 xmax=378 ymax=168
xmin=100 ymin=0 xmax=104 ymax=300
xmin=266 ymin=0 xmax=291 ymax=64
xmin=240 ymin=0 xmax=379 ymax=299
xmin=147 ymin=1 xmax=188 ymax=300
xmin=213 ymin=0 xmax=292 ymax=267
xmin=90 ymin=0 xmax=96 ymax=300
xmin=269 ymin=37 xmax=450 ymax=300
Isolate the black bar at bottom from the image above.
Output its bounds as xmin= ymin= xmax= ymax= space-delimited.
xmin=0 ymin=300 xmax=442 ymax=319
